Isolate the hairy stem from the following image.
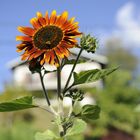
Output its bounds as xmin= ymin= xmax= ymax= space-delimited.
xmin=38 ymin=105 xmax=54 ymax=115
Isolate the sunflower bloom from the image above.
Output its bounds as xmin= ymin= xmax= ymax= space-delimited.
xmin=16 ymin=10 xmax=82 ymax=66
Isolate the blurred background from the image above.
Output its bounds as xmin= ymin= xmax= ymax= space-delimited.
xmin=0 ymin=0 xmax=140 ymax=140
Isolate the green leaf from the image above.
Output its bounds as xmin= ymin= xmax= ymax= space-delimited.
xmin=13 ymin=96 xmax=33 ymax=104
xmin=73 ymin=67 xmax=118 ymax=85
xmin=35 ymin=130 xmax=61 ymax=140
xmin=0 ymin=96 xmax=38 ymax=112
xmin=64 ymin=59 xmax=86 ymax=65
xmin=66 ymin=119 xmax=87 ymax=136
xmin=81 ymin=104 xmax=100 ymax=121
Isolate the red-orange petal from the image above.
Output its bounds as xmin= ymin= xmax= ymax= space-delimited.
xmin=62 ymin=11 xmax=68 ymax=20
xmin=61 ymin=41 xmax=73 ymax=48
xmin=40 ymin=54 xmax=45 ymax=65
xmin=59 ymin=46 xmax=70 ymax=57
xmin=50 ymin=10 xmax=57 ymax=25
xmin=49 ymin=51 xmax=55 ymax=65
xmin=30 ymin=17 xmax=41 ymax=29
xmin=21 ymin=53 xmax=29 ymax=60
xmin=27 ymin=53 xmax=35 ymax=60
xmin=45 ymin=11 xmax=49 ymax=25
xmin=55 ymin=11 xmax=68 ymax=27
xmin=16 ymin=45 xmax=28 ymax=52
xmin=64 ymin=37 xmax=77 ymax=45
xmin=62 ymin=17 xmax=75 ymax=30
xmin=33 ymin=50 xmax=44 ymax=58
xmin=64 ymin=22 xmax=79 ymax=31
xmin=44 ymin=52 xmax=51 ymax=63
xmin=65 ymin=31 xmax=82 ymax=37
xmin=54 ymin=46 xmax=65 ymax=58
xmin=16 ymin=49 xmax=22 ymax=52
xmin=36 ymin=12 xmax=46 ymax=26
xmin=17 ymin=43 xmax=27 ymax=49
xmin=17 ymin=26 xmax=35 ymax=36
xmin=16 ymin=36 xmax=32 ymax=41
xmin=26 ymin=48 xmax=37 ymax=55
xmin=68 ymin=17 xmax=75 ymax=23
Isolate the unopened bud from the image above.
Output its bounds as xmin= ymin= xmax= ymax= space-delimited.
xmin=80 ymin=34 xmax=98 ymax=53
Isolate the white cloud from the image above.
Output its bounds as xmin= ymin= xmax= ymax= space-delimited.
xmin=113 ymin=2 xmax=140 ymax=47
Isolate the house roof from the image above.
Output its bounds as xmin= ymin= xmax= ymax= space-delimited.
xmin=71 ymin=48 xmax=108 ymax=64
xmin=7 ymin=48 xmax=108 ymax=69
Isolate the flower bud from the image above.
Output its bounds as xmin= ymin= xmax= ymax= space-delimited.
xmin=28 ymin=58 xmax=42 ymax=73
xmin=80 ymin=34 xmax=98 ymax=53
xmin=66 ymin=88 xmax=84 ymax=102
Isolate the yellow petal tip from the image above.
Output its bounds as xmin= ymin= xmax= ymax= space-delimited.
xmin=52 ymin=10 xmax=56 ymax=15
xmin=36 ymin=12 xmax=42 ymax=17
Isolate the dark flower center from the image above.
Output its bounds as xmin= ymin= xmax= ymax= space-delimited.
xmin=33 ymin=25 xmax=63 ymax=50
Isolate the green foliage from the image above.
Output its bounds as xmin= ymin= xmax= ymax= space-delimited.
xmin=89 ymin=70 xmax=140 ymax=138
xmin=80 ymin=105 xmax=100 ymax=121
xmin=67 ymin=135 xmax=84 ymax=140
xmin=0 ymin=121 xmax=37 ymax=140
xmin=35 ymin=130 xmax=61 ymax=140
xmin=35 ymin=119 xmax=86 ymax=140
xmin=73 ymin=67 xmax=118 ymax=86
xmin=105 ymin=38 xmax=138 ymax=71
xmin=0 ymin=96 xmax=38 ymax=112
xmin=66 ymin=119 xmax=87 ymax=137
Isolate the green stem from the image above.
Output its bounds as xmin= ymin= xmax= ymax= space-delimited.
xmin=63 ymin=48 xmax=83 ymax=95
xmin=39 ymin=72 xmax=50 ymax=106
xmin=63 ymin=84 xmax=74 ymax=95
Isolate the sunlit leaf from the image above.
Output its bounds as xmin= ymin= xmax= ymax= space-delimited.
xmin=73 ymin=67 xmax=118 ymax=86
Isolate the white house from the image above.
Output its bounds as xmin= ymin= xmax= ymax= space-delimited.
xmin=7 ymin=48 xmax=108 ymax=92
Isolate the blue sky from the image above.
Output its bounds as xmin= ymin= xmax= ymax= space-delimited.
xmin=0 ymin=0 xmax=140 ymax=91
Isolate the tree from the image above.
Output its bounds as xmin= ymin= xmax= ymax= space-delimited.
xmin=87 ymin=37 xmax=140 ymax=140
xmin=104 ymin=37 xmax=138 ymax=71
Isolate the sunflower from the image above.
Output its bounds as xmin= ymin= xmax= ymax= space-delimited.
xmin=16 ymin=10 xmax=82 ymax=67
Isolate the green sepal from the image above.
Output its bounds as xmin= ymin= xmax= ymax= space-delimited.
xmin=65 ymin=88 xmax=84 ymax=102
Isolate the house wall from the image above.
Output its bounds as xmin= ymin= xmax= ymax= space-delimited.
xmin=12 ymin=61 xmax=103 ymax=91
